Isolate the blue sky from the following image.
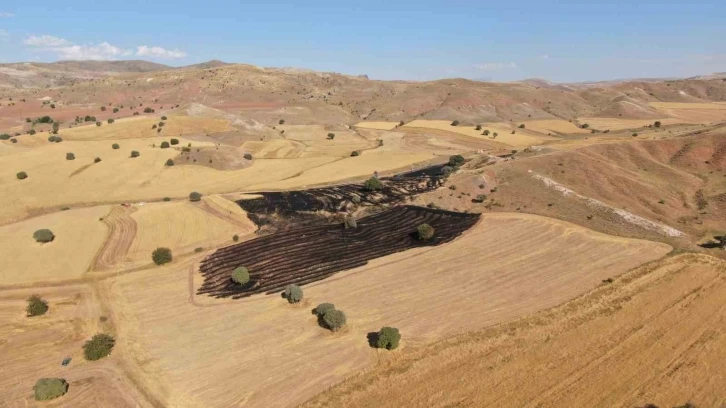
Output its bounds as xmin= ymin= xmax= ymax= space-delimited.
xmin=0 ymin=0 xmax=724 ymax=82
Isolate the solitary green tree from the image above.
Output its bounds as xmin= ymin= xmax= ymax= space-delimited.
xmin=152 ymin=247 xmax=172 ymax=265
xmin=231 ymin=267 xmax=250 ymax=285
xmin=283 ymin=284 xmax=304 ymax=304
xmin=27 ymin=295 xmax=49 ymax=317
xmin=33 ymin=378 xmax=68 ymax=401
xmin=376 ymin=327 xmax=401 ymax=350
xmin=417 ymin=224 xmax=435 ymax=241
xmin=83 ymin=333 xmax=115 ymax=361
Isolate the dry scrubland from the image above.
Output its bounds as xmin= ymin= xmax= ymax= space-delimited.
xmin=403 ymin=119 xmax=556 ymax=148
xmin=105 ymin=214 xmax=669 ymax=407
xmin=57 ymin=115 xmax=232 ymax=141
xmin=305 ymin=254 xmax=726 ymax=408
xmin=353 ymin=121 xmax=400 ymax=130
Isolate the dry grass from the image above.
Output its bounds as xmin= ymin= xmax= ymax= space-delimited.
xmin=104 ymin=213 xmax=669 ymax=407
xmin=303 ymin=254 xmax=726 ymax=408
xmin=0 ymin=206 xmax=111 ymax=286
xmin=576 ymin=117 xmax=679 ymax=130
xmin=353 ymin=122 xmax=400 ymax=131
xmin=59 ymin=115 xmax=233 ymax=141
xmin=524 ymin=119 xmax=591 ymax=134
xmin=649 ymin=102 xmax=726 ymax=110
xmin=403 ymin=119 xmax=555 ymax=148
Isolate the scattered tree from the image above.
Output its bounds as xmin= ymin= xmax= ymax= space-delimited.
xmin=376 ymin=326 xmax=401 ymax=350
xmin=143 ymin=107 xmax=155 ymax=113
xmin=475 ymin=125 xmax=482 ymax=130
xmin=189 ymin=191 xmax=202 ymax=202
xmin=130 ymin=150 xmax=140 ymax=158
xmin=244 ymin=153 xmax=253 ymax=160
xmin=231 ymin=267 xmax=250 ymax=285
xmin=96 ymin=121 xmax=102 ymax=127
xmin=27 ymin=295 xmax=49 ymax=317
xmin=417 ymin=223 xmax=435 ymax=241
xmin=66 ymin=153 xmax=75 ymax=160
xmin=165 ymin=159 xmax=174 ymax=166
xmin=279 ymin=119 xmax=285 ymax=125
xmin=33 ymin=229 xmax=55 ymax=243
xmin=654 ymin=121 xmax=662 ymax=128
xmin=314 ymin=303 xmax=336 ymax=317
xmin=33 ymin=378 xmax=68 ymax=401
xmin=161 ymin=116 xmax=167 ymax=120
xmin=283 ymin=284 xmax=303 ymax=304
xmin=107 ymin=118 xmax=114 ymax=124
xmin=364 ymin=177 xmax=383 ymax=191
xmin=350 ymin=150 xmax=360 ymax=157
xmin=450 ymin=120 xmax=460 ymax=126
xmin=16 ymin=171 xmax=28 ymax=180
xmin=112 ymin=143 xmax=120 ymax=149
xmin=100 ymin=106 xmax=106 ymax=111
xmin=152 ymin=247 xmax=172 ymax=265
xmin=448 ymin=154 xmax=465 ymax=167
xmin=160 ymin=141 xmax=170 ymax=149
xmin=323 ymin=309 xmax=347 ymax=331
xmin=83 ymin=333 xmax=115 ymax=361
xmin=441 ymin=165 xmax=454 ymax=177
xmin=94 ymin=157 xmax=101 ymax=163
xmin=232 ymin=234 xmax=239 ymax=242
xmin=482 ymin=129 xmax=490 ymax=136
xmin=327 ymin=133 xmax=335 ymax=140
xmin=581 ymin=123 xmax=590 ymax=129
xmin=113 ymin=108 xmax=119 ymax=113
xmin=170 ymin=138 xmax=179 ymax=145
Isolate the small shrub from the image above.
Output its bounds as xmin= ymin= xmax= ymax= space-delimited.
xmin=95 ymin=121 xmax=102 ymax=127
xmin=323 ymin=309 xmax=346 ymax=331
xmin=165 ymin=159 xmax=174 ymax=166
xmin=130 ymin=150 xmax=140 ymax=158
xmin=581 ymin=123 xmax=590 ymax=129
xmin=376 ymin=326 xmax=401 ymax=350
xmin=17 ymin=171 xmax=28 ymax=180
xmin=170 ymin=138 xmax=179 ymax=145
xmin=244 ymin=153 xmax=253 ymax=160
xmin=100 ymin=106 xmax=106 ymax=111
xmin=113 ymin=108 xmax=119 ymax=113
xmin=83 ymin=333 xmax=115 ymax=361
xmin=518 ymin=124 xmax=525 ymax=129
xmin=232 ymin=234 xmax=239 ymax=242
xmin=417 ymin=223 xmax=434 ymax=241
xmin=283 ymin=284 xmax=303 ymax=304
xmin=327 ymin=133 xmax=335 ymax=140
xmin=161 ymin=116 xmax=168 ymax=120
xmin=448 ymin=154 xmax=465 ymax=167
xmin=364 ymin=177 xmax=383 ymax=191
xmin=231 ymin=267 xmax=250 ymax=285
xmin=33 ymin=378 xmax=68 ymax=401
xmin=65 ymin=152 xmax=75 ymax=161
xmin=160 ymin=141 xmax=170 ymax=149
xmin=279 ymin=119 xmax=285 ymax=125
xmin=27 ymin=295 xmax=49 ymax=316
xmin=654 ymin=121 xmax=661 ymax=128
xmin=143 ymin=107 xmax=154 ymax=113
xmin=189 ymin=191 xmax=202 ymax=202
xmin=29 ymin=129 xmax=36 ymax=135
xmin=632 ymin=133 xmax=638 ymax=137
xmin=450 ymin=120 xmax=460 ymax=126
xmin=482 ymin=129 xmax=490 ymax=136
xmin=314 ymin=303 xmax=335 ymax=317
xmin=94 ymin=157 xmax=101 ymax=163
xmin=350 ymin=150 xmax=360 ymax=157
xmin=112 ymin=143 xmax=120 ymax=149
xmin=475 ymin=125 xmax=482 ymax=130
xmin=152 ymin=247 xmax=172 ymax=265
xmin=107 ymin=118 xmax=114 ymax=124
xmin=163 ymin=197 xmax=171 ymax=202
xmin=33 ymin=229 xmax=55 ymax=243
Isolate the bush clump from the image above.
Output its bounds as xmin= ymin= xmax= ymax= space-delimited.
xmin=322 ymin=309 xmax=347 ymax=331
xmin=450 ymin=120 xmax=460 ymax=126
xmin=143 ymin=107 xmax=155 ymax=113
xmin=327 ymin=133 xmax=335 ymax=140
xmin=112 ymin=143 xmax=120 ymax=149
xmin=27 ymin=295 xmax=49 ymax=316
xmin=48 ymin=135 xmax=62 ymax=143
xmin=161 ymin=116 xmax=168 ymax=120
xmin=17 ymin=171 xmax=28 ymax=180
xmin=376 ymin=326 xmax=401 ymax=350
xmin=283 ymin=284 xmax=303 ymax=304
xmin=313 ymin=303 xmax=335 ymax=317
xmin=165 ymin=159 xmax=174 ymax=166
xmin=170 ymin=138 xmax=179 ymax=145
xmin=441 ymin=165 xmax=454 ymax=177
xmin=417 ymin=223 xmax=435 ymax=241
xmin=232 ymin=234 xmax=239 ymax=242
xmin=65 ymin=152 xmax=75 ymax=160
xmin=160 ymin=141 xmax=170 ymax=149
xmin=107 ymin=118 xmax=114 ymax=124
xmin=94 ymin=157 xmax=101 ymax=163
xmin=130 ymin=150 xmax=140 ymax=158
xmin=33 ymin=378 xmax=68 ymax=401
xmin=231 ymin=267 xmax=250 ymax=285
xmin=243 ymin=153 xmax=253 ymax=160
xmin=152 ymin=247 xmax=172 ymax=265
xmin=189 ymin=191 xmax=202 ymax=202
xmin=83 ymin=333 xmax=115 ymax=361
xmin=364 ymin=177 xmax=383 ymax=191
xmin=350 ymin=150 xmax=360 ymax=157
xmin=448 ymin=154 xmax=465 ymax=167
xmin=33 ymin=229 xmax=55 ymax=243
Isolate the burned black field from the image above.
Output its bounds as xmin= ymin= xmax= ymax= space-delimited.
xmin=197 ymin=206 xmax=480 ymax=299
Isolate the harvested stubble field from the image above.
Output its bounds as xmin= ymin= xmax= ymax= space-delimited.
xmin=105 ymin=212 xmax=670 ymax=408
xmin=403 ymin=119 xmax=557 ymax=148
xmin=198 ymin=206 xmax=480 ymax=298
xmin=303 ymin=253 xmax=726 ymax=408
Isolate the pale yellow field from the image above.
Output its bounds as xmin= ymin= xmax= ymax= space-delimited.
xmin=403 ymin=119 xmax=555 ymax=148
xmin=0 ymin=206 xmax=111 ymax=286
xmin=524 ymin=119 xmax=591 ymax=134
xmin=127 ymin=197 xmax=254 ymax=263
xmin=59 ymin=115 xmax=233 ymax=141
xmin=353 ymin=121 xmax=400 ymax=130
xmin=648 ymin=102 xmax=726 ymax=123
xmin=278 ymin=125 xmax=375 ymax=157
xmin=105 ymin=213 xmax=670 ymax=407
xmin=576 ymin=117 xmax=680 ymax=131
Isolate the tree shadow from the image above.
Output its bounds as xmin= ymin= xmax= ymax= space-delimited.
xmin=366 ymin=332 xmax=379 ymax=348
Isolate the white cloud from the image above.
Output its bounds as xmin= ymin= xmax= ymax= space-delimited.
xmin=54 ymin=42 xmax=133 ymax=60
xmin=136 ymin=45 xmax=187 ymax=59
xmin=475 ymin=62 xmax=517 ymax=70
xmin=0 ymin=12 xmax=14 ymax=18
xmin=23 ymin=35 xmax=72 ymax=47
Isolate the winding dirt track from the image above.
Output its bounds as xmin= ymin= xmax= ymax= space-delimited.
xmin=90 ymin=206 xmax=138 ymax=272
